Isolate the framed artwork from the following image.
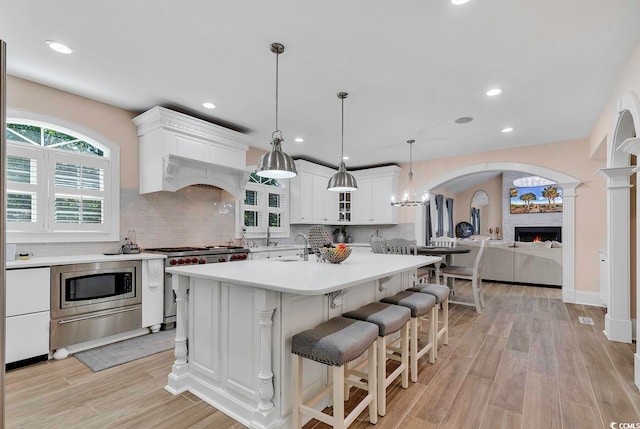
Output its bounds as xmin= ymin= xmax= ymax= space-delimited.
xmin=510 ymin=185 xmax=562 ymax=214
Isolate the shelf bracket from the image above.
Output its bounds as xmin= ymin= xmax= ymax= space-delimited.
xmin=378 ymin=276 xmax=392 ymax=291
xmin=329 ymin=289 xmax=348 ymax=309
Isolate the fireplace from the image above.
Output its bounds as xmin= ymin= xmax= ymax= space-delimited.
xmin=514 ymin=226 xmax=561 ymax=243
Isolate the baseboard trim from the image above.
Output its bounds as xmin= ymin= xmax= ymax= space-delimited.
xmin=605 ymin=313 xmax=633 ymax=343
xmin=636 ymin=354 xmax=640 ymax=391
xmin=572 ymin=290 xmax=605 ymax=307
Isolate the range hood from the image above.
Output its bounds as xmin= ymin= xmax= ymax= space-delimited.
xmin=132 ymin=106 xmax=250 ymax=198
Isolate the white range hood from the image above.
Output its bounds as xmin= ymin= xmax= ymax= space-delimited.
xmin=133 ymin=106 xmax=250 ymax=198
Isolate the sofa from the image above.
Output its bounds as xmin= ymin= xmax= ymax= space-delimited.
xmin=451 ymin=240 xmax=563 ymax=286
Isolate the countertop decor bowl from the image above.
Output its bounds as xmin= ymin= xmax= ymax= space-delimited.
xmin=319 ymin=247 xmax=352 ymax=264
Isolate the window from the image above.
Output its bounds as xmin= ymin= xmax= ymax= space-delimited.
xmin=239 ymin=173 xmax=289 ymax=239
xmin=5 ymin=114 xmax=120 ymax=243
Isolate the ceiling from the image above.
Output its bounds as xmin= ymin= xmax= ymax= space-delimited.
xmin=2 ymin=0 xmax=640 ymax=170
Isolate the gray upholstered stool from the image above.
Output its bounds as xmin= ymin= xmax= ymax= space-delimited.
xmin=381 ymin=291 xmax=437 ymax=382
xmin=408 ymin=283 xmax=450 ymax=360
xmin=291 ymin=317 xmax=379 ymax=429
xmin=343 ymin=302 xmax=411 ymax=416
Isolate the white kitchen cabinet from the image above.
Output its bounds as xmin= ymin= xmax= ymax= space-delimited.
xmin=290 ymin=160 xmax=339 ymax=224
xmin=6 ymin=267 xmax=50 ymax=364
xmin=352 ymin=166 xmax=400 ymax=224
xmin=250 ymin=248 xmax=303 ymax=260
xmin=290 ymin=160 xmax=400 ymax=225
xmin=142 ymin=258 xmax=164 ymax=332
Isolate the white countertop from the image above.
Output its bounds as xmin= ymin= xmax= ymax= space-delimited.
xmin=167 ymin=253 xmax=440 ymax=296
xmin=6 ymin=252 xmax=165 ymax=269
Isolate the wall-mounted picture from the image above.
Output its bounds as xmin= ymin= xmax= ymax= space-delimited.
xmin=510 ymin=185 xmax=563 ymax=214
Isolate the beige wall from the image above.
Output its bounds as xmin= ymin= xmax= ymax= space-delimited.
xmin=7 ymin=76 xmax=140 ymax=189
xmin=589 ymin=40 xmax=640 ymax=158
xmin=397 ymin=138 xmax=606 ymax=294
xmin=452 ymin=174 xmax=503 ymax=236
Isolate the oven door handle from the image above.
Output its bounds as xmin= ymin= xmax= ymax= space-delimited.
xmin=56 ymin=305 xmax=141 ymax=324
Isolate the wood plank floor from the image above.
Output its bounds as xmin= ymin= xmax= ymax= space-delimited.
xmin=5 ymin=281 xmax=640 ymax=428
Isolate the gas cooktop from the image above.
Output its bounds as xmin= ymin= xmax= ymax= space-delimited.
xmin=144 ymin=245 xmax=245 ymax=253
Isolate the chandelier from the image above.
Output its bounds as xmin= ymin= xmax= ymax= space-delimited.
xmin=390 ymin=139 xmax=428 ymax=206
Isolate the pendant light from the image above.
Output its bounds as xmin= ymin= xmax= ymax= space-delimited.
xmin=255 ymin=42 xmax=298 ymax=179
xmin=328 ymin=92 xmax=358 ymax=192
xmin=390 ymin=139 xmax=428 ymax=206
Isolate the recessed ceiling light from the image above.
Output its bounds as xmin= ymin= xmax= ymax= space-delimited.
xmin=342 ymin=156 xmax=350 ymax=160
xmin=45 ymin=40 xmax=73 ymax=54
xmin=502 ymin=127 xmax=514 ymax=133
xmin=202 ymin=102 xmax=216 ymax=109
xmin=294 ymin=137 xmax=304 ymax=143
xmin=451 ymin=0 xmax=470 ymax=5
xmin=486 ymin=88 xmax=502 ymax=97
xmin=454 ymin=117 xmax=474 ymax=124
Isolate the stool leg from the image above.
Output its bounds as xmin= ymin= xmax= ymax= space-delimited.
xmin=344 ymin=362 xmax=350 ymax=401
xmin=377 ymin=335 xmax=386 ymax=416
xmin=333 ymin=365 xmax=345 ymax=429
xmin=443 ymin=298 xmax=449 ymax=345
xmin=429 ymin=307 xmax=436 ymax=364
xmin=432 ymin=304 xmax=439 ymax=360
xmin=410 ymin=317 xmax=418 ymax=382
xmin=368 ymin=340 xmax=378 ymax=424
xmin=401 ymin=323 xmax=409 ymax=388
xmin=292 ymin=354 xmax=302 ymax=429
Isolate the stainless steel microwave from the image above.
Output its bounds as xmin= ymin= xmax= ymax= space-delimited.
xmin=51 ymin=260 xmax=142 ymax=319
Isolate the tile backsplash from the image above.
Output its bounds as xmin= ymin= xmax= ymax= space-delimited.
xmin=14 ymin=187 xmax=237 ymax=258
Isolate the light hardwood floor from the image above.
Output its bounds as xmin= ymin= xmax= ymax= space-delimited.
xmin=6 ymin=281 xmax=640 ymax=428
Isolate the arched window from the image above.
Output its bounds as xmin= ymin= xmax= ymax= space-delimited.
xmin=5 ymin=114 xmax=120 ymax=243
xmin=241 ymin=173 xmax=289 ymax=239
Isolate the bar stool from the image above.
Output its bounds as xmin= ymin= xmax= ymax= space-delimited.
xmin=408 ymin=283 xmax=450 ymax=360
xmin=381 ymin=291 xmax=437 ymax=382
xmin=291 ymin=317 xmax=379 ymax=429
xmin=343 ymin=302 xmax=411 ymax=416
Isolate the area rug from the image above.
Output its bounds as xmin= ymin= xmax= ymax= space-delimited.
xmin=74 ymin=329 xmax=175 ymax=372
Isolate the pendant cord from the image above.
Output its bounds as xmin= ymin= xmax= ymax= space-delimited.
xmin=341 ymin=96 xmax=345 ymax=159
xmin=274 ymin=52 xmax=279 ymax=133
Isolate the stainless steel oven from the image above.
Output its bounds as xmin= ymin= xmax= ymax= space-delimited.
xmin=50 ymin=260 xmax=142 ymax=350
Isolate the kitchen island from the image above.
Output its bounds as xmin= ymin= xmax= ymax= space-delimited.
xmin=165 ymin=252 xmax=439 ymax=429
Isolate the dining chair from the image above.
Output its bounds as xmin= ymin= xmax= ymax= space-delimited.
xmin=430 ymin=236 xmax=456 ymax=248
xmin=424 ymin=236 xmax=456 ymax=283
xmin=371 ymin=237 xmax=387 ymax=254
xmin=385 ymin=238 xmax=417 ymax=255
xmin=441 ymin=238 xmax=487 ymax=313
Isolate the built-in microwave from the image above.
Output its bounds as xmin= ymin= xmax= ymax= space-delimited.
xmin=50 ymin=260 xmax=142 ymax=351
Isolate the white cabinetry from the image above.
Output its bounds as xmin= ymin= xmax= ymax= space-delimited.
xmin=142 ymin=258 xmax=164 ymax=332
xmin=352 ymin=166 xmax=400 ymax=224
xmin=6 ymin=267 xmax=50 ymax=363
xmin=250 ymin=248 xmax=303 ymax=260
xmin=133 ymin=106 xmax=250 ymax=197
xmin=290 ymin=161 xmax=400 ymax=225
xmin=290 ymin=160 xmax=339 ymax=224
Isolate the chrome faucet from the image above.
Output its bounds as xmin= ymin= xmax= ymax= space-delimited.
xmin=295 ymin=233 xmax=309 ymax=261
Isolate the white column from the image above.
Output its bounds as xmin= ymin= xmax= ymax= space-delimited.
xmin=597 ymin=167 xmax=634 ymax=343
xmin=165 ymin=274 xmax=191 ymax=394
xmin=557 ymin=183 xmax=579 ymax=303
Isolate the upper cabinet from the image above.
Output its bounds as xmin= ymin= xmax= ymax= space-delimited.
xmin=352 ymin=166 xmax=400 ymax=224
xmin=290 ymin=160 xmax=338 ymax=224
xmin=132 ymin=107 xmax=250 ymax=197
xmin=290 ymin=160 xmax=400 ymax=225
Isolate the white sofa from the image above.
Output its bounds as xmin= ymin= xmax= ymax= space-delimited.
xmin=452 ymin=240 xmax=563 ymax=286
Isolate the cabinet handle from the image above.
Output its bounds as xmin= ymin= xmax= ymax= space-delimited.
xmin=57 ymin=305 xmax=140 ymax=324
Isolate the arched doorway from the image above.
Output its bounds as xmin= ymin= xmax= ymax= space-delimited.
xmin=599 ymin=91 xmax=640 ymax=388
xmin=599 ymin=92 xmax=640 ymax=344
xmin=417 ymin=162 xmax=581 ymax=301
